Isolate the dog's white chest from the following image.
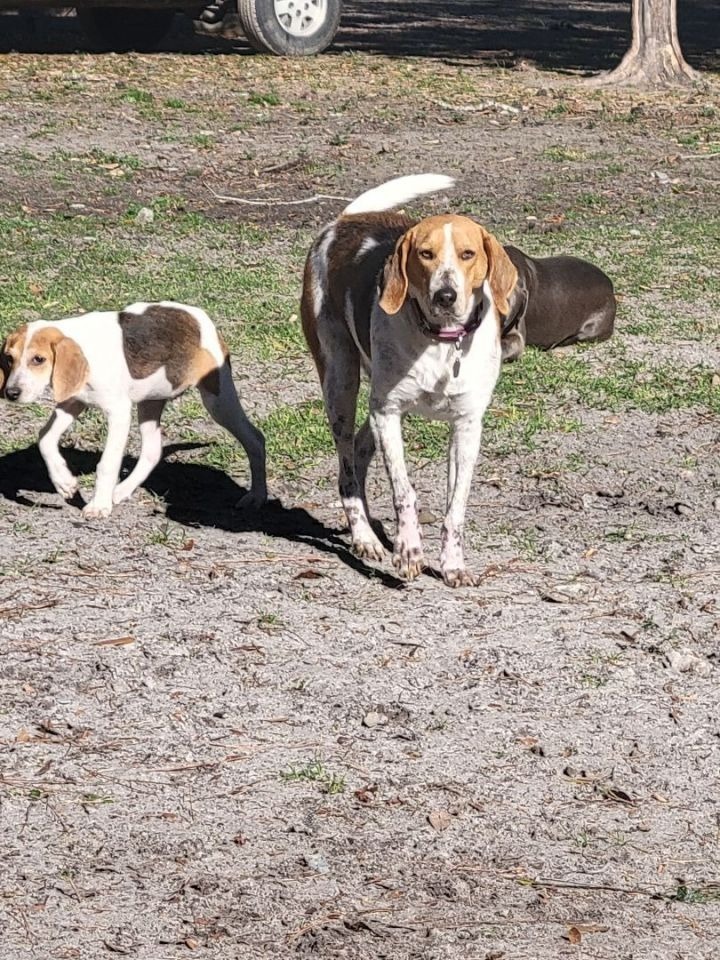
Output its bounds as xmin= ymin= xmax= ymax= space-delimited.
xmin=375 ymin=315 xmax=501 ymax=421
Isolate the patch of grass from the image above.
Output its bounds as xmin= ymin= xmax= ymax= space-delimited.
xmin=280 ymin=759 xmax=345 ymax=795
xmin=146 ymin=520 xmax=190 ymax=549
xmin=669 ymin=883 xmax=720 ymax=904
xmin=248 ymin=91 xmax=281 ymax=107
xmin=191 ymin=133 xmax=215 ymax=150
xmin=121 ymin=87 xmax=154 ymax=106
xmin=542 ymin=145 xmax=585 ymax=162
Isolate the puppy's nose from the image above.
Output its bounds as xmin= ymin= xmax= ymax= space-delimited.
xmin=5 ymin=386 xmax=20 ymax=402
xmin=433 ymin=287 xmax=457 ymax=308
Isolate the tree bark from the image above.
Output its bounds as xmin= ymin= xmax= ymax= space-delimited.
xmin=588 ymin=0 xmax=700 ymax=87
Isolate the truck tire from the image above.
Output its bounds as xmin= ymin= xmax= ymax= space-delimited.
xmin=237 ymin=0 xmax=341 ymax=55
xmin=76 ymin=9 xmax=176 ymax=52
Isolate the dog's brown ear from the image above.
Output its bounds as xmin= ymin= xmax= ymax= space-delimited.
xmin=483 ymin=231 xmax=517 ymax=318
xmin=0 ymin=340 xmax=8 ymax=397
xmin=52 ymin=336 xmax=89 ymax=403
xmin=379 ymin=231 xmax=412 ymax=315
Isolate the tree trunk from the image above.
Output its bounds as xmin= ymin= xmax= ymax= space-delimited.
xmin=588 ymin=0 xmax=700 ymax=87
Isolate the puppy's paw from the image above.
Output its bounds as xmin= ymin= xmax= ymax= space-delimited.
xmin=52 ymin=475 xmax=79 ymax=500
xmin=352 ymin=535 xmax=385 ymax=563
xmin=442 ymin=567 xmax=481 ymax=588
xmin=235 ymin=487 xmax=267 ymax=510
xmin=112 ymin=482 xmax=133 ymax=505
xmin=82 ymin=500 xmax=113 ymax=520
xmin=393 ymin=541 xmax=425 ymax=581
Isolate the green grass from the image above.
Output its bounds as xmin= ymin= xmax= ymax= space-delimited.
xmin=280 ymin=759 xmax=346 ymax=795
xmin=1 ymin=202 xmax=718 ymax=478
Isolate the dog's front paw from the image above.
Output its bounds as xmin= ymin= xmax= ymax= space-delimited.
xmin=352 ymin=535 xmax=385 ymax=563
xmin=82 ymin=500 xmax=113 ymax=520
xmin=112 ymin=482 xmax=134 ymax=505
xmin=393 ymin=541 xmax=425 ymax=581
xmin=442 ymin=567 xmax=482 ymax=588
xmin=52 ymin=474 xmax=79 ymax=500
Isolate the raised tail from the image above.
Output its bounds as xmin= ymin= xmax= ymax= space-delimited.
xmin=342 ymin=174 xmax=455 ymax=216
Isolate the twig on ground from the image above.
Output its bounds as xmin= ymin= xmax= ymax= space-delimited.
xmin=429 ymin=98 xmax=522 ymax=114
xmin=0 ymin=597 xmax=60 ymax=620
xmin=207 ymin=186 xmax=351 ymax=206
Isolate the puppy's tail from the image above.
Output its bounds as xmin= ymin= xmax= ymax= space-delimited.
xmin=342 ymin=174 xmax=455 ymax=216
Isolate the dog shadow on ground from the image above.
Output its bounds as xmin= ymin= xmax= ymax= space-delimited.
xmin=0 ymin=442 xmax=405 ymax=588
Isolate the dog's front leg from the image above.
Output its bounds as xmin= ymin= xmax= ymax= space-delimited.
xmin=83 ymin=401 xmax=132 ymax=520
xmin=371 ymin=408 xmax=424 ymax=580
xmin=441 ymin=416 xmax=484 ymax=587
xmin=38 ymin=400 xmax=85 ymax=500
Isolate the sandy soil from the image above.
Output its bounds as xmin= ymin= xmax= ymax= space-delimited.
xmin=1 ymin=11 xmax=719 ymax=959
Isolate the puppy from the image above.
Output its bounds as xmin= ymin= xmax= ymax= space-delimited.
xmin=301 ymin=175 xmax=517 ymax=587
xmin=1 ymin=301 xmax=266 ymax=518
xmin=501 ymin=245 xmax=616 ymax=361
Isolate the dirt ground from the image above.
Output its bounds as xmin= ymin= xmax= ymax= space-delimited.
xmin=1 ymin=8 xmax=720 ymax=960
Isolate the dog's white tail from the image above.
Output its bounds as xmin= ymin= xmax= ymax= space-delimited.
xmin=343 ymin=174 xmax=455 ymax=216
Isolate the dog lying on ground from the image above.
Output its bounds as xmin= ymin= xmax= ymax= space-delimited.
xmin=500 ymin=245 xmax=616 ymax=361
xmin=301 ymin=174 xmax=517 ymax=587
xmin=0 ymin=301 xmax=266 ymax=518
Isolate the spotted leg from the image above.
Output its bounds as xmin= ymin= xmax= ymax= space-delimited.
xmin=371 ymin=406 xmax=424 ymax=580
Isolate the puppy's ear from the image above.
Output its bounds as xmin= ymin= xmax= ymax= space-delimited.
xmin=379 ymin=231 xmax=412 ymax=315
xmin=482 ymin=231 xmax=517 ymax=318
xmin=52 ymin=337 xmax=89 ymax=403
xmin=0 ymin=340 xmax=8 ymax=397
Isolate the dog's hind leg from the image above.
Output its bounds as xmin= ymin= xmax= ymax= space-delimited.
xmin=323 ymin=349 xmax=384 ymax=562
xmin=38 ymin=399 xmax=85 ymax=500
xmin=112 ymin=400 xmax=166 ymax=505
xmin=199 ymin=359 xmax=267 ymax=508
xmin=354 ymin=417 xmax=376 ymax=502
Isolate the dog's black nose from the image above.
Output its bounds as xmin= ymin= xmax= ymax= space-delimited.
xmin=433 ymin=287 xmax=457 ymax=308
xmin=5 ymin=386 xmax=20 ymax=401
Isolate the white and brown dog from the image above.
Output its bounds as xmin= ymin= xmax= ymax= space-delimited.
xmin=0 ymin=301 xmax=266 ymax=518
xmin=301 ymin=175 xmax=517 ymax=587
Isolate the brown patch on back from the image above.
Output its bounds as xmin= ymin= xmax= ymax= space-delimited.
xmin=192 ymin=349 xmax=224 ymax=396
xmin=328 ymin=213 xmax=413 ymax=357
xmin=119 ymin=305 xmax=221 ymax=391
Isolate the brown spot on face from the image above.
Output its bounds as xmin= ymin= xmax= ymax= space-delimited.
xmin=379 ymin=215 xmax=518 ymax=319
xmin=119 ymin=305 xmax=221 ymax=392
xmin=23 ymin=327 xmax=89 ymax=403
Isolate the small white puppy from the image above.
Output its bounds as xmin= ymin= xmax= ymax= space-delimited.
xmin=1 ymin=300 xmax=266 ymax=518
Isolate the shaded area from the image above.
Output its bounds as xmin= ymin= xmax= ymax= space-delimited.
xmin=0 ymin=440 xmax=404 ymax=587
xmin=0 ymin=1 xmax=717 ymax=72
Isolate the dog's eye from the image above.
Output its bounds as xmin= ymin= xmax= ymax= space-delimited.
xmin=30 ymin=355 xmax=46 ymax=366
xmin=460 ymin=250 xmax=476 ymax=261
xmin=419 ymin=249 xmax=434 ymax=261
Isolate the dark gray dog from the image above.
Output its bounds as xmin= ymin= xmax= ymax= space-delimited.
xmin=501 ymin=245 xmax=616 ymax=361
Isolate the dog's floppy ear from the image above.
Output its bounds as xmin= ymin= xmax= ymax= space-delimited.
xmin=379 ymin=231 xmax=413 ymax=315
xmin=51 ymin=336 xmax=89 ymax=403
xmin=0 ymin=340 xmax=8 ymax=397
xmin=482 ymin=231 xmax=517 ymax=319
